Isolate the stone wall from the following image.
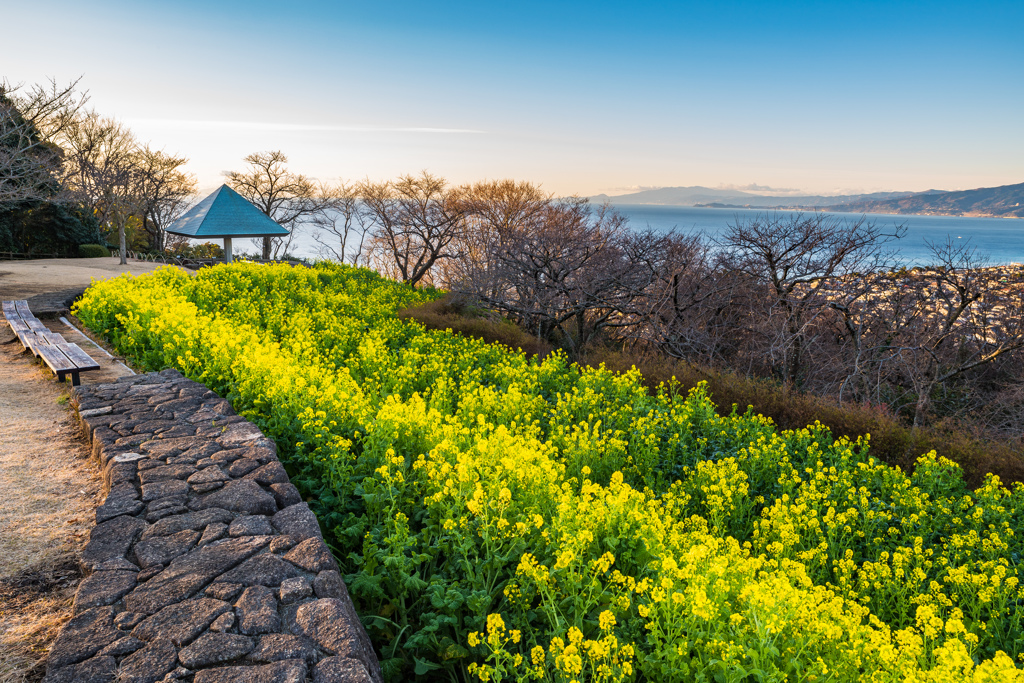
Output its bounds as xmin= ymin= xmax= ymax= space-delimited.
xmin=44 ymin=369 xmax=383 ymax=683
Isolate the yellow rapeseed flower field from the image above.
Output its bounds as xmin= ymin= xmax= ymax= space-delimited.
xmin=75 ymin=262 xmax=1024 ymax=682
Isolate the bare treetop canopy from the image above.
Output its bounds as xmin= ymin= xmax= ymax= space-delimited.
xmin=165 ymin=184 xmax=289 ymax=262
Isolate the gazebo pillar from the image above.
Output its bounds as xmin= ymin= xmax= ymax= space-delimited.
xmin=223 ymin=237 xmax=233 ymax=264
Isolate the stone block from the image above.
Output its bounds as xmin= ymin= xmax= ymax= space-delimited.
xmin=191 ymin=480 xmax=277 ymax=516
xmin=278 ymin=577 xmax=312 ymax=605
xmin=243 ymin=461 xmax=289 ymax=486
xmin=218 ymin=553 xmax=301 ymax=587
xmin=43 ymin=654 xmax=117 ymax=683
xmin=73 ymin=570 xmax=137 ymax=613
xmin=228 ymin=458 xmax=262 ymax=478
xmin=236 ymin=585 xmax=280 ymax=635
xmin=132 ymin=597 xmax=231 ymax=645
xmin=271 ymin=503 xmax=320 ymax=541
xmin=47 ymin=606 xmax=119 ymax=669
xmin=199 ymin=521 xmax=229 ymax=546
xmin=141 ymin=479 xmax=190 ymax=501
xmin=229 ymin=515 xmax=274 ymax=537
xmin=294 ymin=600 xmax=380 ymax=683
xmin=205 ymin=582 xmax=244 ymax=601
xmin=283 ymin=537 xmax=335 ymax=573
xmin=82 ymin=515 xmax=146 ymax=567
xmin=313 ymin=657 xmax=375 ymax=683
xmin=249 ymin=634 xmax=317 ymax=665
xmin=95 ymin=482 xmax=144 ymax=524
xmin=269 ymin=483 xmax=302 ymax=510
xmin=193 ymin=660 xmax=307 ymax=683
xmin=313 ymin=571 xmax=345 ymax=600
xmin=134 ymin=529 xmax=201 ymax=568
xmin=141 ymin=508 xmax=234 ymax=540
xmin=98 ymin=635 xmax=145 ymax=656
xmin=125 ymin=536 xmax=270 ymax=614
xmin=139 ymin=464 xmax=197 ymax=485
xmin=178 ymin=632 xmax=254 ymax=668
xmin=117 ymin=637 xmax=178 ymax=683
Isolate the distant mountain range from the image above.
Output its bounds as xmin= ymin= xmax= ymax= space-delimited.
xmin=826 ymin=182 xmax=1024 ymax=218
xmin=591 ymin=182 xmax=1024 ymax=218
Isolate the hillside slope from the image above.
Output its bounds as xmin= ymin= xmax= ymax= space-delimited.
xmin=827 ymin=182 xmax=1024 ymax=218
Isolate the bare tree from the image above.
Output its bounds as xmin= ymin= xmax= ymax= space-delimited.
xmin=226 ymin=151 xmax=320 ymax=260
xmin=469 ymin=197 xmax=638 ymax=354
xmin=135 ymin=146 xmax=196 ymax=252
xmin=634 ymin=231 xmax=746 ymax=365
xmin=442 ymin=179 xmax=551 ymax=293
xmin=361 ymin=172 xmax=466 ymax=286
xmin=720 ymin=213 xmax=904 ymax=385
xmin=0 ymin=78 xmax=88 ymax=210
xmin=877 ymin=241 xmax=1024 ymax=427
xmin=62 ymin=112 xmax=142 ymax=264
xmin=309 ymin=180 xmax=368 ymax=264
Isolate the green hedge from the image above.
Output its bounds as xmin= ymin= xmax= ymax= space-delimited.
xmin=78 ymin=243 xmax=111 ymax=258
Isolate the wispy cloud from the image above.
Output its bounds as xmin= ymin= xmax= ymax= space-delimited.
xmin=718 ymin=183 xmax=802 ymax=195
xmin=598 ymin=185 xmax=665 ymax=193
xmin=125 ymin=118 xmax=485 ymax=134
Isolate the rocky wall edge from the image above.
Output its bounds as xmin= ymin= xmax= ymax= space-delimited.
xmin=43 ymin=369 xmax=383 ymax=683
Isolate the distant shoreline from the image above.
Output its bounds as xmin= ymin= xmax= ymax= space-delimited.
xmin=595 ymin=181 xmax=1024 ymax=219
xmin=689 ymin=202 xmax=1024 ymax=219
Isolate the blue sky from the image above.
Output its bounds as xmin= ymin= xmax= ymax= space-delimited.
xmin=4 ymin=0 xmax=1022 ymax=196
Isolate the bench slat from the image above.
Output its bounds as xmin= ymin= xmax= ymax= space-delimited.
xmin=14 ymin=300 xmax=33 ymax=319
xmin=26 ymin=319 xmax=48 ymax=333
xmin=37 ymin=343 xmax=77 ymax=375
xmin=25 ymin=332 xmax=65 ymax=357
xmin=20 ymin=332 xmax=38 ymax=351
xmin=25 ymin=331 xmax=50 ymax=358
xmin=56 ymin=343 xmax=101 ymax=371
xmin=22 ymin=332 xmax=41 ymax=356
xmin=2 ymin=301 xmax=18 ymax=320
xmin=8 ymin=321 xmax=35 ymax=350
xmin=7 ymin=318 xmax=30 ymax=333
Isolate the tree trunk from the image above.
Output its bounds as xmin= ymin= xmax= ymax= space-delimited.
xmin=262 ymin=236 xmax=272 ymax=261
xmin=912 ymin=387 xmax=931 ymax=430
xmin=119 ymin=222 xmax=127 ymax=265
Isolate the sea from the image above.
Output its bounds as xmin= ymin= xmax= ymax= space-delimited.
xmin=276 ymin=205 xmax=1024 ymax=267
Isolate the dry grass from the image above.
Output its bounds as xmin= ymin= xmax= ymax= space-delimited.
xmin=398 ymin=294 xmax=554 ymax=359
xmin=0 ymin=325 xmax=102 ymax=683
xmin=0 ymin=555 xmax=83 ymax=683
xmin=583 ymin=346 xmax=1024 ymax=488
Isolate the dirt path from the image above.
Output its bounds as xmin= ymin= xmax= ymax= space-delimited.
xmin=0 ymin=257 xmax=188 ymax=315
xmin=0 ymin=325 xmax=105 ymax=682
xmin=0 ymin=257 xmax=182 ymax=300
xmin=0 ymin=259 xmax=164 ymax=681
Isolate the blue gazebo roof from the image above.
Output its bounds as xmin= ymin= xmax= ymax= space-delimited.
xmin=166 ymin=185 xmax=290 ymax=238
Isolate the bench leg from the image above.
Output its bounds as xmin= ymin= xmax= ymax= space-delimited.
xmin=70 ymin=371 xmax=81 ymax=386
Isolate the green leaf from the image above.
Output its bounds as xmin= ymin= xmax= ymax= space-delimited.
xmin=413 ymin=657 xmax=442 ymax=675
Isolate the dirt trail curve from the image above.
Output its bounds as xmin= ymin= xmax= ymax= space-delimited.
xmin=0 ymin=259 xmax=162 ymax=682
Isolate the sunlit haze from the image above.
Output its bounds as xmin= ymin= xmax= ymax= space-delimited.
xmin=5 ymin=0 xmax=1022 ymax=196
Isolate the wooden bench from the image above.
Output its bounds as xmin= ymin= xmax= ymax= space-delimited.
xmin=2 ymin=299 xmax=100 ymax=386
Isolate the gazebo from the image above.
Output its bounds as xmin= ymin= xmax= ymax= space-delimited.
xmin=165 ymin=184 xmax=289 ymax=263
